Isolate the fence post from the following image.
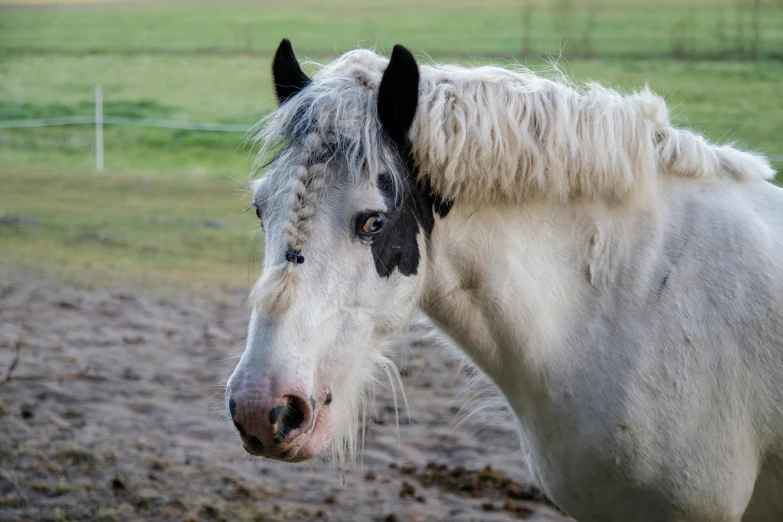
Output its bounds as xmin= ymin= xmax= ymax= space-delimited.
xmin=751 ymin=0 xmax=761 ymax=59
xmin=522 ymin=4 xmax=532 ymax=60
xmin=95 ymin=84 xmax=103 ymax=172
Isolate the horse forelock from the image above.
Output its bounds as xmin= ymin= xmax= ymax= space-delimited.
xmin=254 ymin=48 xmax=775 ymax=210
xmin=254 ymin=50 xmax=407 ymax=189
xmin=249 ymin=52 xmax=413 ymax=315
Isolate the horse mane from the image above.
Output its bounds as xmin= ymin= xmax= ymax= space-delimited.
xmin=256 ymin=49 xmax=775 ymax=204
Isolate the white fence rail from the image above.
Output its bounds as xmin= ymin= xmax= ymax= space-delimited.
xmin=0 ymin=84 xmax=259 ymax=171
xmin=95 ymin=84 xmax=103 ymax=172
xmin=1 ymin=85 xmax=781 ymax=170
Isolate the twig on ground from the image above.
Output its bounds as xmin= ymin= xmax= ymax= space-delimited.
xmin=0 ymin=470 xmax=29 ymax=506
xmin=203 ymin=321 xmax=214 ymax=351
xmin=8 ymin=367 xmax=91 ymax=383
xmin=0 ymin=308 xmax=91 ymax=386
xmin=1 ymin=314 xmax=30 ymax=385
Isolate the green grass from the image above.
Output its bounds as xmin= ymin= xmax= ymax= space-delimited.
xmin=0 ymin=165 xmax=261 ymax=294
xmin=1 ymin=54 xmax=781 ymax=177
xmin=0 ymin=0 xmax=781 ymax=292
xmin=0 ymin=53 xmax=275 ymax=176
xmin=2 ymin=0 xmax=782 ymax=60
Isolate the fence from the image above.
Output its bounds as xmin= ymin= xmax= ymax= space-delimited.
xmin=517 ymin=0 xmax=783 ymax=61
xmin=0 ymin=85 xmax=258 ymax=173
xmin=1 ymin=85 xmax=781 ymax=171
xmin=3 ymin=1 xmax=782 ymax=62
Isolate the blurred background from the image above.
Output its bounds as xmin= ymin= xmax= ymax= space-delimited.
xmin=1 ymin=0 xmax=781 ymax=294
xmin=0 ymin=2 xmax=782 ymax=521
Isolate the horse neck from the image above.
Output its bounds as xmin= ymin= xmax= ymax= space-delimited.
xmin=419 ymin=196 xmax=657 ymax=402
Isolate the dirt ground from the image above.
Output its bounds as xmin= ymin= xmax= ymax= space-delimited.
xmin=0 ymin=274 xmax=573 ymax=522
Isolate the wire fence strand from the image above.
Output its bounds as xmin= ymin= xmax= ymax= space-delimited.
xmin=0 ymin=116 xmax=256 ymax=133
xmin=0 ymin=116 xmax=780 ymax=162
xmin=0 ymin=116 xmax=96 ymax=128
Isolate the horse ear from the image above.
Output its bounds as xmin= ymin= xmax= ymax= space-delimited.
xmin=272 ymin=39 xmax=311 ymax=105
xmin=378 ymin=45 xmax=419 ymax=147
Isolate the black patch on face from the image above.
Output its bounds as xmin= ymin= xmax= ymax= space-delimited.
xmin=324 ymin=392 xmax=333 ymax=405
xmin=369 ymin=142 xmax=452 ymax=279
xmin=372 ymin=45 xmax=451 ymax=278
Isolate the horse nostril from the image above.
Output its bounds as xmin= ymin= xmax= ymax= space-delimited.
xmin=228 ymin=395 xmax=237 ymax=419
xmin=272 ymin=395 xmax=308 ymax=444
xmin=243 ymin=435 xmax=265 ymax=454
xmin=233 ymin=419 xmax=248 ymax=440
xmin=269 ymin=404 xmax=284 ymax=425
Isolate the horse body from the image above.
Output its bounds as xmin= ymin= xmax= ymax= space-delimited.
xmin=423 ymin=175 xmax=783 ymax=521
xmin=226 ymin=40 xmax=783 ymax=521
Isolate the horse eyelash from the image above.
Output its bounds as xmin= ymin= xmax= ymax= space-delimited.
xmin=245 ymin=202 xmax=265 ymax=231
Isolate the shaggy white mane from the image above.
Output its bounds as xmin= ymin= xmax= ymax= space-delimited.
xmin=256 ymin=49 xmax=775 ymax=204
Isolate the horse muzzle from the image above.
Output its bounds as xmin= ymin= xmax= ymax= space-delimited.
xmin=226 ymin=372 xmax=333 ymax=462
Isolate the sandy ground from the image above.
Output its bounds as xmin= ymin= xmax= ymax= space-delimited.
xmin=0 ymin=275 xmax=573 ymax=522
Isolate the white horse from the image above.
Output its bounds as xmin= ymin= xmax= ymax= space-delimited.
xmin=227 ymin=39 xmax=783 ymax=521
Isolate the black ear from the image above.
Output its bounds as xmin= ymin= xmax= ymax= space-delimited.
xmin=272 ymin=39 xmax=311 ymax=105
xmin=377 ymin=45 xmax=419 ymax=147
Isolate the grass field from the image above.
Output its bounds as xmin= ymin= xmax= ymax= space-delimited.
xmin=0 ymin=165 xmax=260 ymax=295
xmin=2 ymin=0 xmax=783 ymax=59
xmin=2 ymin=55 xmax=781 ymax=177
xmin=1 ymin=0 xmax=782 ymax=292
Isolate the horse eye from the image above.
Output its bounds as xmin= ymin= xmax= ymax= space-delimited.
xmin=357 ymin=213 xmax=387 ymax=237
xmin=247 ymin=202 xmax=264 ymax=231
